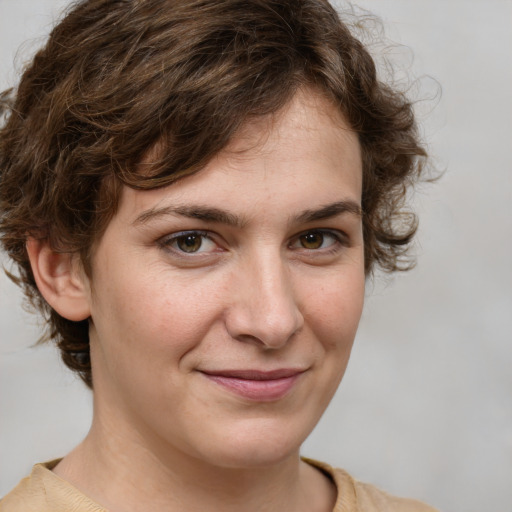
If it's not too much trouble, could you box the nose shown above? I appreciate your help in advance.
[225,253,304,350]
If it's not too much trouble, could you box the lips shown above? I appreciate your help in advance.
[200,368,305,401]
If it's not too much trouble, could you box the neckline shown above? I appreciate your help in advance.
[32,457,355,512]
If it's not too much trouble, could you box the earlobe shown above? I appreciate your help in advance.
[26,238,91,321]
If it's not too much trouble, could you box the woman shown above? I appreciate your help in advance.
[0,0,436,510]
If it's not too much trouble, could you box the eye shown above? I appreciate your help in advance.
[160,231,218,254]
[290,230,343,251]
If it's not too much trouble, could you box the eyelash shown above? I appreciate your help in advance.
[157,228,348,258]
[158,230,219,257]
[289,229,348,253]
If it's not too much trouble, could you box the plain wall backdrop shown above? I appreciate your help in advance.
[1,1,511,511]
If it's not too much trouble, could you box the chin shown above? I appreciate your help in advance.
[191,417,309,469]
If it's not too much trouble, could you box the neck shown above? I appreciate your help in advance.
[53,414,335,512]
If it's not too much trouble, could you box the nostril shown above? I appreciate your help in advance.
[226,301,304,350]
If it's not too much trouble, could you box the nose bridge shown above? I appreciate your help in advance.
[227,245,304,348]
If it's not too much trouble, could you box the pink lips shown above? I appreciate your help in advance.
[200,369,304,401]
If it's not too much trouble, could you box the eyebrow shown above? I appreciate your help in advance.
[133,200,362,228]
[134,205,245,228]
[294,200,363,224]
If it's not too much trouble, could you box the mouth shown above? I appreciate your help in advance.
[199,368,306,401]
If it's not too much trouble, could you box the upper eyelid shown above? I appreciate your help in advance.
[158,230,219,250]
[158,227,347,239]
[162,229,211,239]
[291,228,347,242]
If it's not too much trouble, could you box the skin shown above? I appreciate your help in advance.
[30,89,365,512]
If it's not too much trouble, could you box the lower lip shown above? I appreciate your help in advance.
[203,373,302,401]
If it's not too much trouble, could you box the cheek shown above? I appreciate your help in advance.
[92,269,224,363]
[303,271,365,350]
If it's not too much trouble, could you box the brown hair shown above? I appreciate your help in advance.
[0,0,427,388]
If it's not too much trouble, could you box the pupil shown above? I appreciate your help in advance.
[302,232,323,249]
[178,235,201,252]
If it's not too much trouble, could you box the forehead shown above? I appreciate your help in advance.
[119,89,362,222]
[224,89,359,164]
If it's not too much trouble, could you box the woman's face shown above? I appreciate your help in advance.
[85,90,365,468]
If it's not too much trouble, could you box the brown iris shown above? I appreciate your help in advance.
[176,234,203,253]
[299,232,324,249]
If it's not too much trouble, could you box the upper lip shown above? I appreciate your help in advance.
[199,368,306,380]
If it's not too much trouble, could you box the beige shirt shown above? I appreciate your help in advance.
[1,458,439,512]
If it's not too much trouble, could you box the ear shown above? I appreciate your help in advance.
[26,238,91,321]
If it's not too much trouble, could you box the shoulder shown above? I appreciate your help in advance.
[349,475,440,512]
[0,461,106,512]
[303,458,440,512]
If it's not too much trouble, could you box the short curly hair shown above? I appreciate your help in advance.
[0,0,427,388]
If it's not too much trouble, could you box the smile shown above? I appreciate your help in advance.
[200,369,305,401]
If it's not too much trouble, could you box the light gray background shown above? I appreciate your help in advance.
[1,1,511,511]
